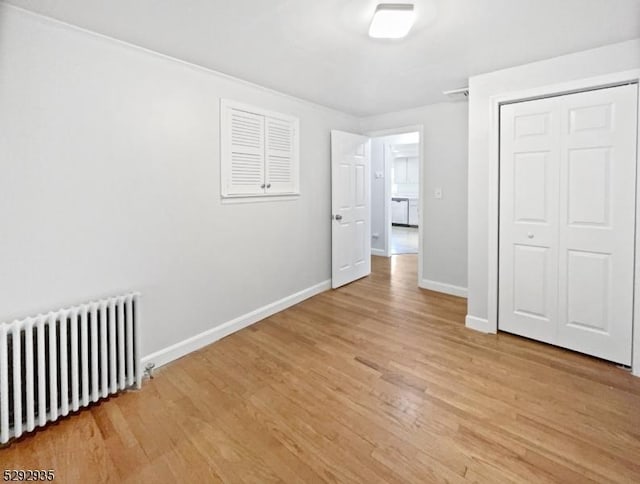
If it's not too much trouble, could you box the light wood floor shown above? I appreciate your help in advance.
[391,226,419,255]
[2,255,640,483]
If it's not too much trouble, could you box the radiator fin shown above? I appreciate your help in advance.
[0,293,141,444]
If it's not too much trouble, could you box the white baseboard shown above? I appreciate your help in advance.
[142,279,331,369]
[419,279,468,298]
[371,248,388,257]
[465,315,494,334]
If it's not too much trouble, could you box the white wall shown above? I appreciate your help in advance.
[361,103,469,291]
[0,5,359,361]
[467,38,640,326]
[370,138,386,253]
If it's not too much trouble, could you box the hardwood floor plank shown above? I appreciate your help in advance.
[2,254,639,483]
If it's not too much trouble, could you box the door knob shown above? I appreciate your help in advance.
[527,232,534,239]
[334,214,343,221]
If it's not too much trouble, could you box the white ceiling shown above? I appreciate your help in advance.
[5,0,640,116]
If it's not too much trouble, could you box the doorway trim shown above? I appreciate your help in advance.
[366,125,425,285]
[485,69,640,375]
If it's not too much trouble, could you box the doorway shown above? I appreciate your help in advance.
[368,126,424,284]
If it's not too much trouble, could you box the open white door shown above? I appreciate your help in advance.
[331,130,371,288]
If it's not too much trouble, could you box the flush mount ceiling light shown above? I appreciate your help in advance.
[368,4,415,39]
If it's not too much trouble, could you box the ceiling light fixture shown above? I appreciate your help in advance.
[368,4,415,39]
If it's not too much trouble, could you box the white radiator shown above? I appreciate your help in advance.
[0,293,141,444]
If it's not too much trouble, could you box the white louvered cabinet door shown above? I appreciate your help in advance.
[265,116,299,194]
[221,107,265,196]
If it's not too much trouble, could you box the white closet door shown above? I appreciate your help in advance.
[556,85,637,365]
[499,97,561,345]
[499,84,637,365]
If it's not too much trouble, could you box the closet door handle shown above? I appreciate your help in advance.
[260,183,266,189]
[266,183,271,189]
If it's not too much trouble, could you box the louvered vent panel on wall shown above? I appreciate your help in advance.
[266,117,298,194]
[221,100,299,198]
[222,108,265,196]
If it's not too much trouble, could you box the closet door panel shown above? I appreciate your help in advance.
[557,84,637,365]
[498,98,560,344]
[499,84,637,365]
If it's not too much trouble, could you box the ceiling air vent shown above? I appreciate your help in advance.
[443,87,469,101]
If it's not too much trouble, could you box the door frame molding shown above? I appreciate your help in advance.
[485,69,640,375]
[366,125,425,285]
